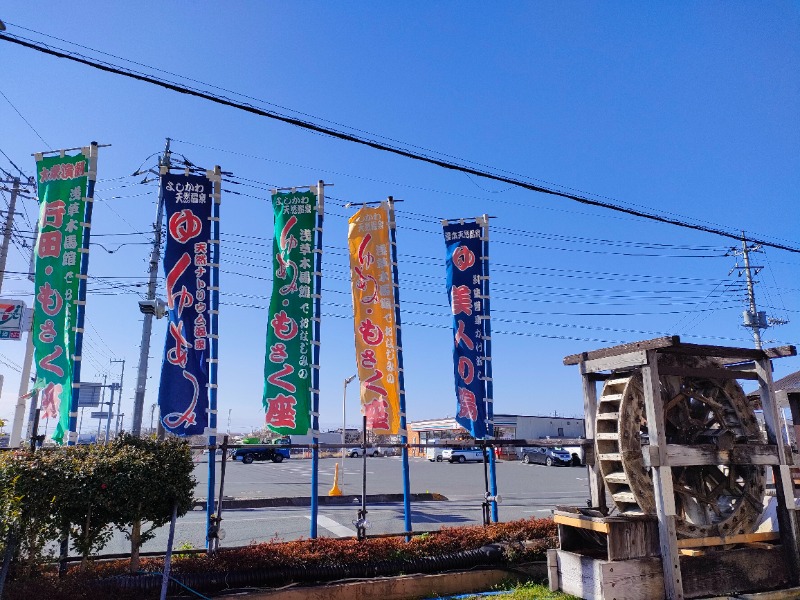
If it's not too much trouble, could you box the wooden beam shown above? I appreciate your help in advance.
[658,364,760,381]
[579,362,606,512]
[641,444,781,468]
[661,343,796,362]
[642,350,685,600]
[676,531,779,549]
[581,350,648,374]
[756,357,800,584]
[553,513,610,533]
[563,335,680,365]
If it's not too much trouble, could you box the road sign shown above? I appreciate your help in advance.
[0,300,25,341]
[90,412,110,420]
[78,382,103,408]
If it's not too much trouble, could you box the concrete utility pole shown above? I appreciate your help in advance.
[110,358,125,432]
[732,233,791,441]
[132,139,171,436]
[0,177,19,292]
[731,233,788,349]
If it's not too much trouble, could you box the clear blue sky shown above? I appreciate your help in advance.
[0,3,798,436]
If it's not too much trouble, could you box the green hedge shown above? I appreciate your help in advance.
[0,435,195,576]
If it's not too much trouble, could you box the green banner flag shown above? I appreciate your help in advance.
[263,191,317,435]
[33,153,88,445]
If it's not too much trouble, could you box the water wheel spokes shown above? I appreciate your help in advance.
[597,354,766,539]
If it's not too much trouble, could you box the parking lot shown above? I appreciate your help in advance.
[98,454,590,554]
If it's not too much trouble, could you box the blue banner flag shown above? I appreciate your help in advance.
[443,221,486,439]
[158,173,213,436]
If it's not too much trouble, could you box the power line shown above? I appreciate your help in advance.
[0,86,51,149]
[2,31,799,253]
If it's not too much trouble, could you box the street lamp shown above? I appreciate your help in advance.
[341,374,358,484]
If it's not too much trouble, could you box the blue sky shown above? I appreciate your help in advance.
[0,3,798,436]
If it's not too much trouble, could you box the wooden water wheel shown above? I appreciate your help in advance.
[596,354,766,539]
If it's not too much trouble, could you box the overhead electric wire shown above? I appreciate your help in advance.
[2,30,799,253]
[0,86,51,149]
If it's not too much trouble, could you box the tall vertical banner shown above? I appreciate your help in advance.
[158,173,213,436]
[443,221,487,438]
[32,153,89,444]
[263,191,317,435]
[348,204,400,434]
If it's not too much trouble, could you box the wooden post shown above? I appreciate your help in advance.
[641,350,684,600]
[755,357,800,583]
[579,360,605,511]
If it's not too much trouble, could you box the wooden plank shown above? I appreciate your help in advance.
[555,549,602,600]
[642,351,685,600]
[606,518,661,561]
[679,549,705,556]
[580,363,606,512]
[581,350,648,374]
[599,556,664,600]
[658,364,760,381]
[681,546,790,599]
[641,444,781,468]
[756,357,800,585]
[554,513,610,534]
[547,549,559,592]
[676,531,779,549]
[564,336,680,365]
[660,343,796,362]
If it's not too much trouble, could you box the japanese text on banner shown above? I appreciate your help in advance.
[157,173,213,436]
[32,153,88,444]
[443,222,487,438]
[263,191,316,435]
[348,204,400,434]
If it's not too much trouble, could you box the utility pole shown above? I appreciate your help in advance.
[0,177,19,292]
[105,382,116,444]
[730,232,788,348]
[96,373,107,441]
[110,358,125,432]
[731,233,791,442]
[132,139,171,436]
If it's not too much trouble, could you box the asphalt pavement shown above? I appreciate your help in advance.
[95,455,590,555]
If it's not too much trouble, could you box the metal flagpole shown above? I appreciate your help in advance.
[387,196,412,540]
[206,166,222,550]
[68,142,99,446]
[309,180,325,538]
[481,214,498,522]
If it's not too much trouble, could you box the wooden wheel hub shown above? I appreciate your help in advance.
[596,355,766,538]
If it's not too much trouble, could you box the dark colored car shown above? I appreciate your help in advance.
[520,446,572,466]
[231,445,290,464]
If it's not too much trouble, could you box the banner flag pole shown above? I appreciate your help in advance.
[68,142,99,446]
[206,165,222,549]
[387,196,412,540]
[309,180,325,539]
[481,214,499,522]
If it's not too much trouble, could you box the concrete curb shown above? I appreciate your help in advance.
[214,562,547,600]
[194,492,448,511]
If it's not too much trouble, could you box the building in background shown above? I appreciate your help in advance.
[408,413,585,459]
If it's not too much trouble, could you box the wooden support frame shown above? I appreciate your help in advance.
[579,361,606,512]
[755,357,800,584]
[561,337,800,600]
[641,350,685,600]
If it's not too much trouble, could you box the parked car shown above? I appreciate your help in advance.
[231,445,290,464]
[520,446,572,466]
[348,446,393,457]
[442,447,487,463]
[426,446,449,462]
